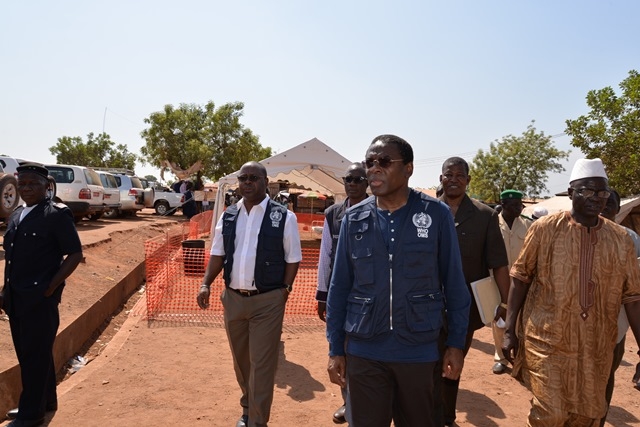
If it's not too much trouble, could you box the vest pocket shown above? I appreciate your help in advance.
[406,291,444,333]
[351,247,374,285]
[344,294,375,338]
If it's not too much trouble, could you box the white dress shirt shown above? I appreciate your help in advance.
[211,196,302,290]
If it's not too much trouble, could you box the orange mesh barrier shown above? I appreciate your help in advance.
[145,220,324,329]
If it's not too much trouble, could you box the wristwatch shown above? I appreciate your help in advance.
[285,284,293,293]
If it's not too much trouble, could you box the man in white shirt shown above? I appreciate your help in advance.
[197,162,302,427]
[493,190,532,375]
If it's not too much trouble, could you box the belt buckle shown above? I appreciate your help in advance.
[238,289,258,297]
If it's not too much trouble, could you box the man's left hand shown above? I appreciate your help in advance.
[441,347,464,380]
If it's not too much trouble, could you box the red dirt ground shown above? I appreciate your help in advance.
[1,211,639,426]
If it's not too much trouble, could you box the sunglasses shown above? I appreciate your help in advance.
[364,156,404,169]
[237,174,263,183]
[572,187,611,199]
[342,176,367,184]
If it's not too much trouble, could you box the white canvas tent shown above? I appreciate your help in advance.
[212,138,353,226]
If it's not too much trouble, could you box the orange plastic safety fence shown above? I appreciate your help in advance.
[145,227,324,329]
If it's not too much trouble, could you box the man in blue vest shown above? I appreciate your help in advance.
[316,162,368,424]
[326,135,470,426]
[197,161,302,427]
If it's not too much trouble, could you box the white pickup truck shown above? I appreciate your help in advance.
[140,180,184,216]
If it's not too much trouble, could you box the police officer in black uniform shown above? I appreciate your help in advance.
[0,163,83,427]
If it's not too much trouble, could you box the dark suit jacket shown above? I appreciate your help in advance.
[441,194,508,330]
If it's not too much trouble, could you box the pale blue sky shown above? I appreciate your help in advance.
[1,1,638,195]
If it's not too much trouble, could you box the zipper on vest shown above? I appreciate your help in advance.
[389,253,393,330]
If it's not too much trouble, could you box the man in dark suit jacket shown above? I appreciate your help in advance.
[437,157,510,426]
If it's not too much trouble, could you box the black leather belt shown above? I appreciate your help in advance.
[230,288,261,297]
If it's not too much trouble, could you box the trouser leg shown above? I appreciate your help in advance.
[492,320,508,365]
[9,298,60,420]
[390,361,437,427]
[346,355,394,427]
[599,336,625,427]
[223,289,251,414]
[246,290,286,427]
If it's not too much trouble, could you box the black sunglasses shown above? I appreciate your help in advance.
[238,174,263,183]
[364,156,404,169]
[342,176,367,184]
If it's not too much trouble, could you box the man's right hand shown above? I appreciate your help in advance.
[502,329,518,365]
[317,301,326,322]
[327,355,346,388]
[197,286,210,310]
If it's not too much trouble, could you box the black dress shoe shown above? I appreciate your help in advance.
[6,418,45,427]
[333,405,346,424]
[492,362,507,374]
[6,403,57,420]
[235,414,248,427]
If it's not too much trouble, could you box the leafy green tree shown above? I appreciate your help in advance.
[144,175,158,182]
[468,122,570,202]
[140,101,271,184]
[565,70,640,196]
[49,132,138,169]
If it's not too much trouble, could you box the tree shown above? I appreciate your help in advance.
[49,132,138,169]
[140,101,271,185]
[468,122,570,202]
[144,175,158,182]
[565,70,640,196]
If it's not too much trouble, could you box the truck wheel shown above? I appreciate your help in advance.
[103,208,119,219]
[0,174,19,218]
[155,200,170,215]
[87,212,103,221]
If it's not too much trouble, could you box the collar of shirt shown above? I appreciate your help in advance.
[236,194,269,215]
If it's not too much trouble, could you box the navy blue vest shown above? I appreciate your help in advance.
[221,200,287,292]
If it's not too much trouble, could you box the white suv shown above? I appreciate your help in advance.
[94,170,154,217]
[95,171,122,220]
[46,164,106,222]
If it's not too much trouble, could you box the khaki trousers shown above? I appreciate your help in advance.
[222,288,286,427]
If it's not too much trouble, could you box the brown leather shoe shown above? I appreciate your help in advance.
[332,405,346,424]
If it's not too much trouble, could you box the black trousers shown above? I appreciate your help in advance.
[9,297,60,420]
[346,354,438,427]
